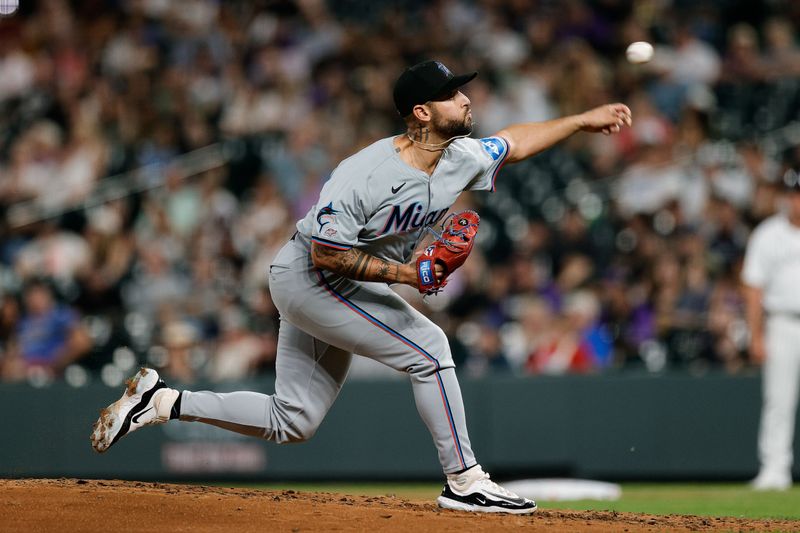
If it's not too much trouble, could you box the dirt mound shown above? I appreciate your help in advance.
[1,478,797,532]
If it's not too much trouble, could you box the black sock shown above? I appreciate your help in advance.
[169,392,182,420]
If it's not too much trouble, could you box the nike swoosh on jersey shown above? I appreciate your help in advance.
[391,183,406,194]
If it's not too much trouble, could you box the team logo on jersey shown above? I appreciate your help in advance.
[480,137,505,161]
[316,202,339,232]
[379,202,450,235]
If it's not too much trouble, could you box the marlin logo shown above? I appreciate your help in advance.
[435,62,452,77]
[316,202,339,232]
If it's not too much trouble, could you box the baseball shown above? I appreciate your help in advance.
[626,41,654,64]
[0,0,19,16]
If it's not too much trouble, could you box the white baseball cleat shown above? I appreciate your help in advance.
[90,367,179,453]
[437,464,537,514]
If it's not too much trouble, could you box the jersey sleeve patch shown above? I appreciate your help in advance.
[316,202,340,233]
[479,137,506,161]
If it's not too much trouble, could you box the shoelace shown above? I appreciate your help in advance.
[453,468,519,499]
[475,471,519,499]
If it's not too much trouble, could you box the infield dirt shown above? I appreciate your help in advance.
[1,478,798,532]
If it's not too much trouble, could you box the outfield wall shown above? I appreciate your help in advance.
[2,374,797,481]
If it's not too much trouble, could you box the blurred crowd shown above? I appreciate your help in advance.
[2,0,800,385]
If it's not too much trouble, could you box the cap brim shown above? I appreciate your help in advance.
[441,72,478,93]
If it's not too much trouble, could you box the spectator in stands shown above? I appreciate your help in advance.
[160,318,199,383]
[507,296,556,369]
[762,18,800,79]
[645,20,720,121]
[121,245,190,320]
[707,273,747,373]
[705,198,749,274]
[551,38,611,117]
[526,290,606,374]
[75,201,135,316]
[0,279,91,381]
[206,305,273,381]
[464,321,513,377]
[3,0,800,381]
[541,253,594,312]
[14,221,91,284]
[598,271,656,366]
[0,293,21,362]
[719,23,764,84]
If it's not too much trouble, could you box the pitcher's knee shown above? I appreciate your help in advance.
[275,419,318,443]
[265,400,321,443]
[406,326,454,376]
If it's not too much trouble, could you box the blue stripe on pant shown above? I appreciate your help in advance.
[316,270,468,470]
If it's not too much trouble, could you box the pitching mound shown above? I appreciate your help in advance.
[1,478,798,532]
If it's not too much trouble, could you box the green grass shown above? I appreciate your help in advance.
[537,484,800,520]
[212,482,800,520]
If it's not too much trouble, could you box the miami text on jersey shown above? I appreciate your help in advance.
[379,203,449,235]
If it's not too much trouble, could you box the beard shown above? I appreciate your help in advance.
[431,110,473,139]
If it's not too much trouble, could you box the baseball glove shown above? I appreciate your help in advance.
[416,210,480,295]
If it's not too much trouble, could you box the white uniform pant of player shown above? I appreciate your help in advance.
[180,238,476,474]
[759,314,800,479]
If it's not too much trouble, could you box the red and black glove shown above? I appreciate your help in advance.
[416,210,480,295]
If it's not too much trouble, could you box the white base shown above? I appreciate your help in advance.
[502,479,622,502]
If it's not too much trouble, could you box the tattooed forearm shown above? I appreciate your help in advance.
[376,261,391,280]
[349,252,370,279]
[312,243,408,284]
[313,243,358,274]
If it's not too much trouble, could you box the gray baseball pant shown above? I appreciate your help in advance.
[180,237,476,474]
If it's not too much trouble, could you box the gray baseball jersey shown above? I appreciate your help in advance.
[180,134,509,474]
[296,135,509,261]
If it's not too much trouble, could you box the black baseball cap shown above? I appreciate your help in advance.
[393,60,477,118]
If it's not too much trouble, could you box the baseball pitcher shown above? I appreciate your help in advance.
[91,60,631,513]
